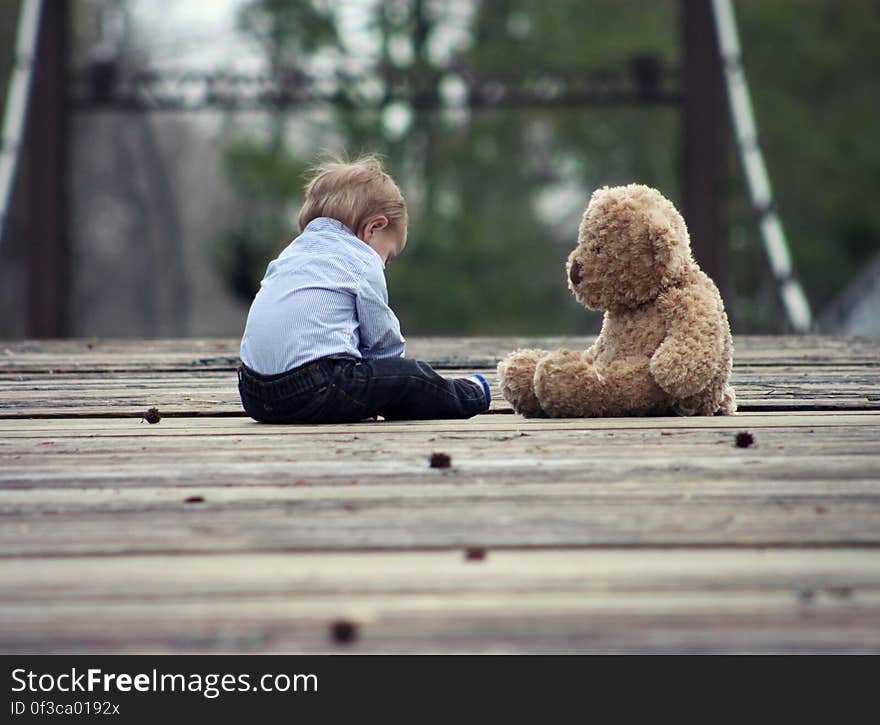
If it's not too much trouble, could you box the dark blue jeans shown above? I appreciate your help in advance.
[238,356,488,423]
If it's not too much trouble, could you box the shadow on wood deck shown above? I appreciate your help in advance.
[1,335,879,653]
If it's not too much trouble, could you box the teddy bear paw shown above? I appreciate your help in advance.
[497,348,549,418]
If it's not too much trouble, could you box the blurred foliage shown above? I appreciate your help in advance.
[214,138,310,299]
[215,0,879,334]
[736,0,880,317]
[0,2,18,104]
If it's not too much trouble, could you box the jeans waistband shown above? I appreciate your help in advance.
[238,356,357,400]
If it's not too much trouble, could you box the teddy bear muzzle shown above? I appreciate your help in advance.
[569,259,583,286]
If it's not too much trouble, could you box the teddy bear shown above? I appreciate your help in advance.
[498,183,736,418]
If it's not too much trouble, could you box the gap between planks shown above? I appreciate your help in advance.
[1,410,879,441]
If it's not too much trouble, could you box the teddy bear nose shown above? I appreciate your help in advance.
[569,259,583,286]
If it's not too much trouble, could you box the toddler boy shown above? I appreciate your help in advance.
[238,156,490,423]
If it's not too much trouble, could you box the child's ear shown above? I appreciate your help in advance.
[368,216,389,236]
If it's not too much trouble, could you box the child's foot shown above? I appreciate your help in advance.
[466,374,491,410]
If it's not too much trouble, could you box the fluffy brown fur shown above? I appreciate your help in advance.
[498,184,736,418]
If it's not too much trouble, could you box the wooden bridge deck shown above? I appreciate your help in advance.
[1,335,879,653]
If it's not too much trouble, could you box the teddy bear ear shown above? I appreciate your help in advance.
[650,212,691,283]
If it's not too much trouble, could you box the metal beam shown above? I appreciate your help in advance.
[28,0,69,337]
[69,66,683,113]
[682,0,729,305]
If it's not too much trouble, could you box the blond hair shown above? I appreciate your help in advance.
[298,155,407,235]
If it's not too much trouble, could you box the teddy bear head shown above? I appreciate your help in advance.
[566,183,695,311]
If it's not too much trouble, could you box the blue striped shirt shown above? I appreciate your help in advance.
[239,217,406,375]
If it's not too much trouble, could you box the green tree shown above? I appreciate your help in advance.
[216,0,880,334]
[216,0,679,334]
[734,0,880,318]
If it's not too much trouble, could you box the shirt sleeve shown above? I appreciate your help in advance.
[355,259,406,359]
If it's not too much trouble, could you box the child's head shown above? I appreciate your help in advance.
[299,155,408,262]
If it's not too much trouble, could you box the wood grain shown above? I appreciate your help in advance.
[1,335,878,653]
[2,364,879,416]
[3,335,880,369]
[3,334,878,418]
[0,550,877,653]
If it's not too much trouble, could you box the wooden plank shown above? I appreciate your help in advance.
[0,590,877,653]
[3,423,878,464]
[2,408,876,437]
[3,422,876,553]
[0,549,877,653]
[2,423,879,485]
[3,549,876,600]
[2,413,878,487]
[2,364,879,417]
[1,490,878,554]
[2,335,877,416]
[2,335,879,373]
[0,394,875,417]
[2,593,878,653]
[1,477,878,514]
[2,410,878,436]
[3,364,876,386]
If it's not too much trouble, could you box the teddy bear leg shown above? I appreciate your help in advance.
[533,349,606,417]
[497,348,549,418]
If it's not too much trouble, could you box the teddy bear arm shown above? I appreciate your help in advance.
[649,286,723,399]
